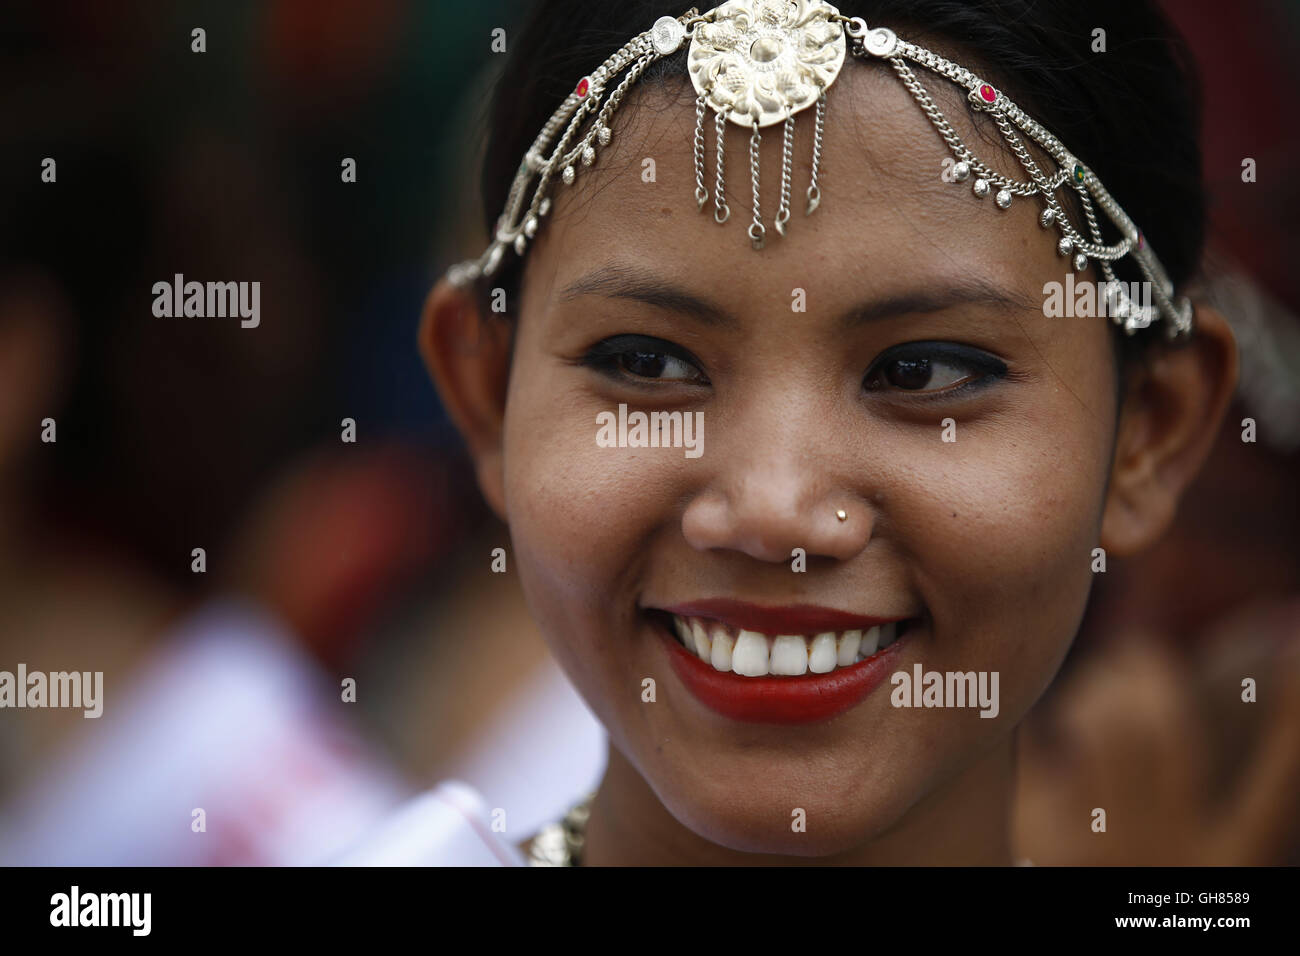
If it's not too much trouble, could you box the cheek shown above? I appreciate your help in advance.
[891,392,1114,711]
[498,359,691,713]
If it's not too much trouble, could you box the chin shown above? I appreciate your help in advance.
[650,758,917,860]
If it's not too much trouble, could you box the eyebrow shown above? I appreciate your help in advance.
[556,262,1038,330]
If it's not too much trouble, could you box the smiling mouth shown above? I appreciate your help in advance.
[662,613,909,677]
[646,606,917,724]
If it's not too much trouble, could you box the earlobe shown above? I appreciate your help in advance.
[417,278,513,519]
[1100,304,1238,556]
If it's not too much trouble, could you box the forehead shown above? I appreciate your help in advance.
[521,57,1060,309]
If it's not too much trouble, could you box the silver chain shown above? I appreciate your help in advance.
[888,58,1032,196]
[694,93,709,210]
[749,121,765,248]
[776,114,794,235]
[714,108,730,224]
[991,111,1053,193]
[807,89,825,214]
[555,51,654,173]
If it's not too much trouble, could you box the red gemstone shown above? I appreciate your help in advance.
[1137,231,1145,249]
[576,77,589,97]
[979,84,996,103]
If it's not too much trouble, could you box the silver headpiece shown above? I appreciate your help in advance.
[446,0,1194,340]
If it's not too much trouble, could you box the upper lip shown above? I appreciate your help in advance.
[655,598,908,635]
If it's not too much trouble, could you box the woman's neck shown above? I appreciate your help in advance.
[582,738,1017,866]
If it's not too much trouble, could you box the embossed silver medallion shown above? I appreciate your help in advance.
[688,0,846,127]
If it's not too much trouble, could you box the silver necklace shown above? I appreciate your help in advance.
[526,792,595,866]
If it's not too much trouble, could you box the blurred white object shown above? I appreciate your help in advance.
[0,594,609,866]
[440,651,607,842]
[0,598,407,865]
[332,780,524,866]
[334,653,606,866]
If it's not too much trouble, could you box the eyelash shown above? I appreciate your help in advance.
[579,336,1009,396]
[580,334,711,387]
[863,341,1009,397]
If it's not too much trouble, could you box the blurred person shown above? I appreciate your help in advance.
[1009,0,1300,860]
[0,2,468,861]
[1015,611,1300,866]
[0,250,450,863]
[1014,260,1300,865]
[0,231,462,864]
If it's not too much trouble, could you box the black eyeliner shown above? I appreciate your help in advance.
[580,334,699,366]
[874,341,1008,377]
[864,341,1010,397]
[577,333,710,385]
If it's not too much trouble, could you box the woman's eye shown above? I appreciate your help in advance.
[864,343,1007,394]
[582,335,709,385]
[619,350,697,381]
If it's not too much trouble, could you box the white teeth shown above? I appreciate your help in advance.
[859,625,881,659]
[690,619,712,659]
[837,629,861,667]
[674,616,693,647]
[770,636,808,676]
[710,627,733,672]
[809,632,838,673]
[667,614,908,677]
[732,630,770,676]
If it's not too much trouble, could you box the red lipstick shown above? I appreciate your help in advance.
[653,600,911,724]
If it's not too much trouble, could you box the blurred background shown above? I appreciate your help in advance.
[0,0,1296,865]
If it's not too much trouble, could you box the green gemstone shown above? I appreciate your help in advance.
[1073,164,1085,183]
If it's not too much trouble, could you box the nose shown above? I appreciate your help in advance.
[680,411,875,564]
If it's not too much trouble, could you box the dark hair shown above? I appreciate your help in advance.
[474,0,1204,368]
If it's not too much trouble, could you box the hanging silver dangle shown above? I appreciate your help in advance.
[714,109,730,224]
[693,93,709,211]
[749,121,765,249]
[807,89,826,215]
[775,113,794,236]
[686,0,847,245]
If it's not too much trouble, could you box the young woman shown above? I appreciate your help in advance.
[416,0,1237,864]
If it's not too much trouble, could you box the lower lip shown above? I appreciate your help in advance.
[658,622,906,724]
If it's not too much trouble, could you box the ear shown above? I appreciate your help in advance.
[417,278,513,519]
[1100,303,1238,555]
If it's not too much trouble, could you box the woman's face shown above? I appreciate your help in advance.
[500,63,1120,856]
